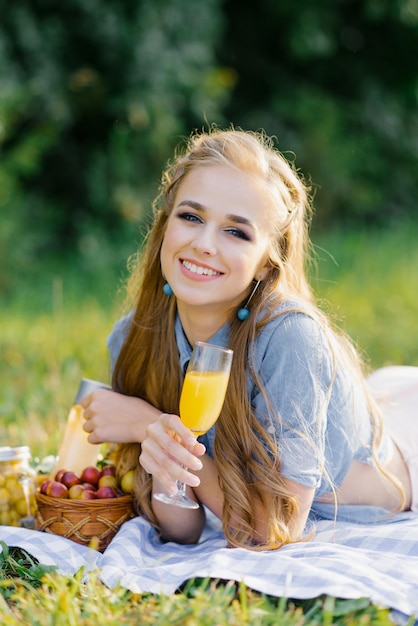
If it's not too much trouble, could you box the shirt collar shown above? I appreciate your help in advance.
[175,314,231,373]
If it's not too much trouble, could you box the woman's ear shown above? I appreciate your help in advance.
[256,265,272,282]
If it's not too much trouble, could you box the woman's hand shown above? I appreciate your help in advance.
[139,413,206,496]
[81,389,161,444]
[140,414,207,544]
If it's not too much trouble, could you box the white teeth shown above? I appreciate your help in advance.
[182,260,220,276]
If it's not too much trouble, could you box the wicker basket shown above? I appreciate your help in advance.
[35,492,134,552]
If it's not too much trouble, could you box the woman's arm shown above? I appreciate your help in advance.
[274,478,315,540]
[81,389,161,444]
[139,413,315,545]
[195,463,314,544]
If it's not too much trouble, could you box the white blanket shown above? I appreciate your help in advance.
[1,511,417,624]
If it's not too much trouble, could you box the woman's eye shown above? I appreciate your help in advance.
[178,212,202,223]
[226,227,251,241]
[176,212,251,240]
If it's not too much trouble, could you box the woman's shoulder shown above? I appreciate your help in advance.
[107,310,135,370]
[255,298,334,365]
[259,297,322,336]
[108,310,134,339]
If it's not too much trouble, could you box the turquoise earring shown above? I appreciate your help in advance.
[237,280,261,321]
[163,282,174,296]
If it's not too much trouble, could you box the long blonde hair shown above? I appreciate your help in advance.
[113,127,404,549]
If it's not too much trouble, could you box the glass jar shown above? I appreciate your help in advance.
[50,378,111,478]
[0,446,37,528]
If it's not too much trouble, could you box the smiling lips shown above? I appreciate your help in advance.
[181,259,223,278]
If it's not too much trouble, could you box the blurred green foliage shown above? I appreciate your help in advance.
[220,0,418,228]
[1,0,417,299]
[0,0,228,292]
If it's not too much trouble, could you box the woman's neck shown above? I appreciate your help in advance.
[177,303,229,346]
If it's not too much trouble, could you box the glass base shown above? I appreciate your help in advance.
[153,491,200,510]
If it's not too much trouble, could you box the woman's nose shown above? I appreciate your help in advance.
[192,227,217,256]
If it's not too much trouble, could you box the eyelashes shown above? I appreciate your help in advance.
[178,212,201,223]
[225,227,251,241]
[177,212,252,242]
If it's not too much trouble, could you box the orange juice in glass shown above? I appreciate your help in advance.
[153,342,233,509]
[180,370,231,436]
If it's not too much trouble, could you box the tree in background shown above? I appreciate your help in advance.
[0,0,230,290]
[1,0,418,296]
[219,0,418,229]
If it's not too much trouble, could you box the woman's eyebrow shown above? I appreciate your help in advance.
[177,200,255,230]
[177,199,205,211]
[226,213,254,228]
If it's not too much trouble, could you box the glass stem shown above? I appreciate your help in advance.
[175,477,188,498]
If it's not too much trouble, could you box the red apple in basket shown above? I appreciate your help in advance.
[68,484,85,500]
[82,482,96,492]
[54,468,68,483]
[40,480,52,495]
[79,489,97,500]
[46,481,69,499]
[100,465,116,477]
[80,466,101,486]
[96,486,117,499]
[61,471,81,489]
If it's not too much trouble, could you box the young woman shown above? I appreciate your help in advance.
[81,128,415,550]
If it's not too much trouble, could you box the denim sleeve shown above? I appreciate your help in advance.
[106,311,134,375]
[251,312,333,489]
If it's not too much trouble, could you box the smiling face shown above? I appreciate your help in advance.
[160,164,274,329]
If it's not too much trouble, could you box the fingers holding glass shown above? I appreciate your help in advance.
[141,414,204,508]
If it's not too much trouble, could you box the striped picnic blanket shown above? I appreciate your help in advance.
[1,510,417,624]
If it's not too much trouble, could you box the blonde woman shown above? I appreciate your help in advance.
[82,128,414,550]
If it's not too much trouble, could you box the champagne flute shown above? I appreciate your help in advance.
[153,342,233,509]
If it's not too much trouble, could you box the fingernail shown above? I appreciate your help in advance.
[192,458,203,471]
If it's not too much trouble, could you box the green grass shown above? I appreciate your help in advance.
[312,220,418,367]
[1,222,417,623]
[1,300,114,459]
